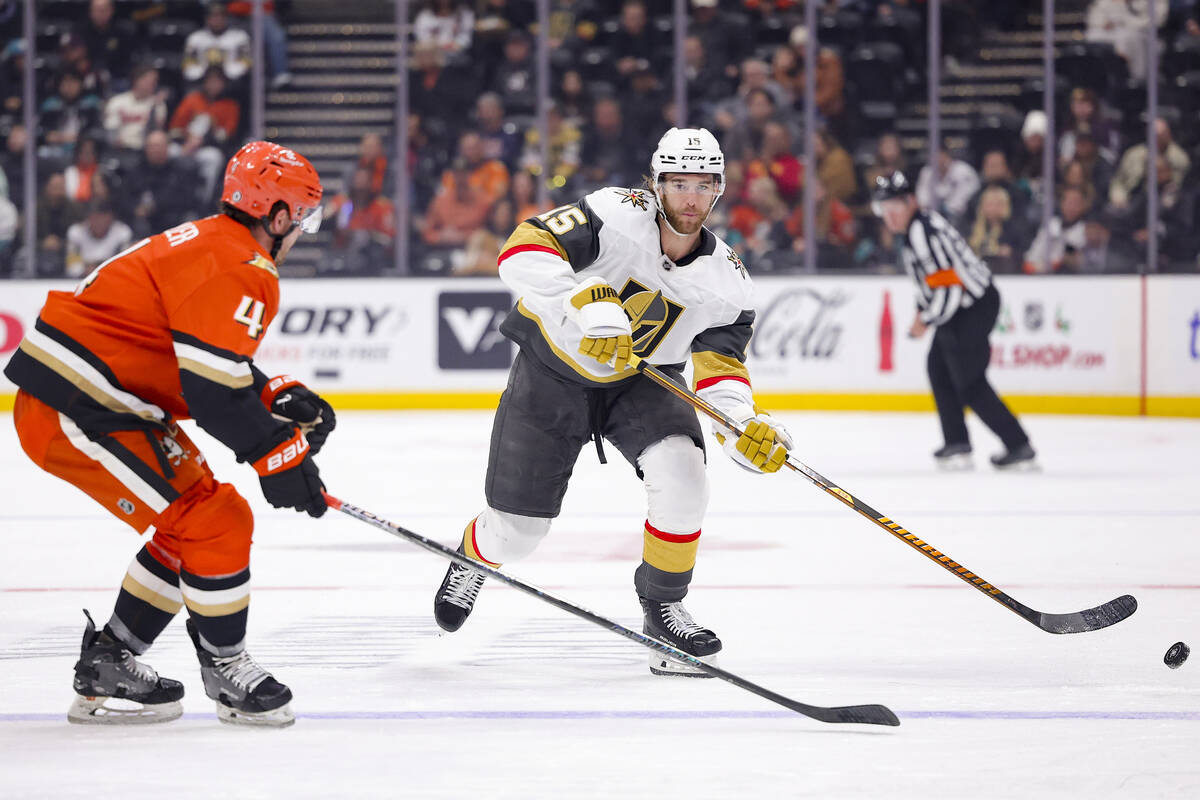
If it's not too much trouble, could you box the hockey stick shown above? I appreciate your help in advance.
[629,356,1138,635]
[323,492,899,727]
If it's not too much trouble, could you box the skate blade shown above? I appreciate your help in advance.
[67,694,182,725]
[993,458,1039,472]
[216,701,295,728]
[935,454,974,471]
[648,651,719,678]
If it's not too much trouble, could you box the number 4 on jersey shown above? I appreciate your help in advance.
[234,296,267,339]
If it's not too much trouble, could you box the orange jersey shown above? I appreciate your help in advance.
[5,214,288,458]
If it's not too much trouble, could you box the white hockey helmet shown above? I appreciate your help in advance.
[650,127,725,233]
[650,127,725,186]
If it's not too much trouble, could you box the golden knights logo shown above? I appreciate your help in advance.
[727,249,748,278]
[614,188,649,210]
[618,279,684,357]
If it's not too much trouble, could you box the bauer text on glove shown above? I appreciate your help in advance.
[251,427,327,517]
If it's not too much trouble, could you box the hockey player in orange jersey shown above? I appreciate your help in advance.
[4,141,334,727]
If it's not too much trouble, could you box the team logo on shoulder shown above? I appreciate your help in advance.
[618,279,685,358]
[727,249,748,279]
[244,253,278,276]
[614,188,649,210]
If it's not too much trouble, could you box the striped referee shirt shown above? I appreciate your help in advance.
[900,210,993,327]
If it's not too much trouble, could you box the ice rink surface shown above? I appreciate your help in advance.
[1,409,1198,799]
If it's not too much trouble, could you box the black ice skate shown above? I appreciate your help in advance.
[68,609,184,725]
[186,619,294,727]
[434,545,487,632]
[933,442,973,471]
[639,596,722,678]
[990,442,1038,471]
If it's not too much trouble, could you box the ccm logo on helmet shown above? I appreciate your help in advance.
[267,435,309,473]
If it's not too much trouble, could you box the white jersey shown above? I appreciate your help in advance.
[496,186,758,404]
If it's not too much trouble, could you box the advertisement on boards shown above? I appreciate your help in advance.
[1145,275,1200,397]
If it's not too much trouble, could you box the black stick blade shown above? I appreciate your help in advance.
[1036,594,1138,634]
[814,704,901,726]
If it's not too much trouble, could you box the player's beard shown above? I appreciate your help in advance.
[662,200,707,236]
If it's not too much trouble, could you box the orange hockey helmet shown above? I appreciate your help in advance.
[221,141,323,232]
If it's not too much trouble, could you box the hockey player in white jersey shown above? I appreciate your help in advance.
[434,127,792,676]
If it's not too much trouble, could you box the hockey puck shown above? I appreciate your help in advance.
[1164,641,1190,669]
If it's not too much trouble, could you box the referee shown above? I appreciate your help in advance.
[873,171,1036,470]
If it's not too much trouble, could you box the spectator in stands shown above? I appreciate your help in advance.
[409,41,476,137]
[0,193,15,274]
[965,149,1031,230]
[1024,185,1092,273]
[609,0,660,81]
[327,167,396,272]
[1,39,25,122]
[968,184,1025,274]
[343,132,392,203]
[1086,0,1166,81]
[460,197,517,276]
[1058,88,1118,166]
[0,125,26,209]
[1072,130,1115,202]
[1109,117,1190,211]
[556,69,592,127]
[63,136,107,206]
[1111,156,1195,269]
[862,132,906,190]
[622,66,670,155]
[770,45,800,109]
[738,175,792,265]
[683,34,734,117]
[519,103,581,201]
[509,170,541,222]
[58,33,108,98]
[74,0,136,84]
[415,0,475,59]
[38,71,104,163]
[789,29,850,137]
[473,0,538,64]
[1061,158,1098,211]
[1013,110,1048,188]
[169,66,241,203]
[490,30,537,117]
[448,130,510,207]
[183,2,252,86]
[227,1,292,87]
[716,87,780,163]
[745,120,801,205]
[122,130,199,237]
[64,199,132,278]
[783,175,857,268]
[689,0,751,84]
[36,173,84,276]
[103,65,168,157]
[917,147,981,226]
[580,96,639,190]
[421,158,491,247]
[815,128,856,204]
[475,92,522,171]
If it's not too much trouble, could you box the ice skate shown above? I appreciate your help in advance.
[933,442,973,471]
[639,596,722,678]
[67,610,184,725]
[434,545,488,632]
[990,442,1038,471]
[186,619,294,727]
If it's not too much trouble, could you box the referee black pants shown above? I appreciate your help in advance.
[927,284,1029,451]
